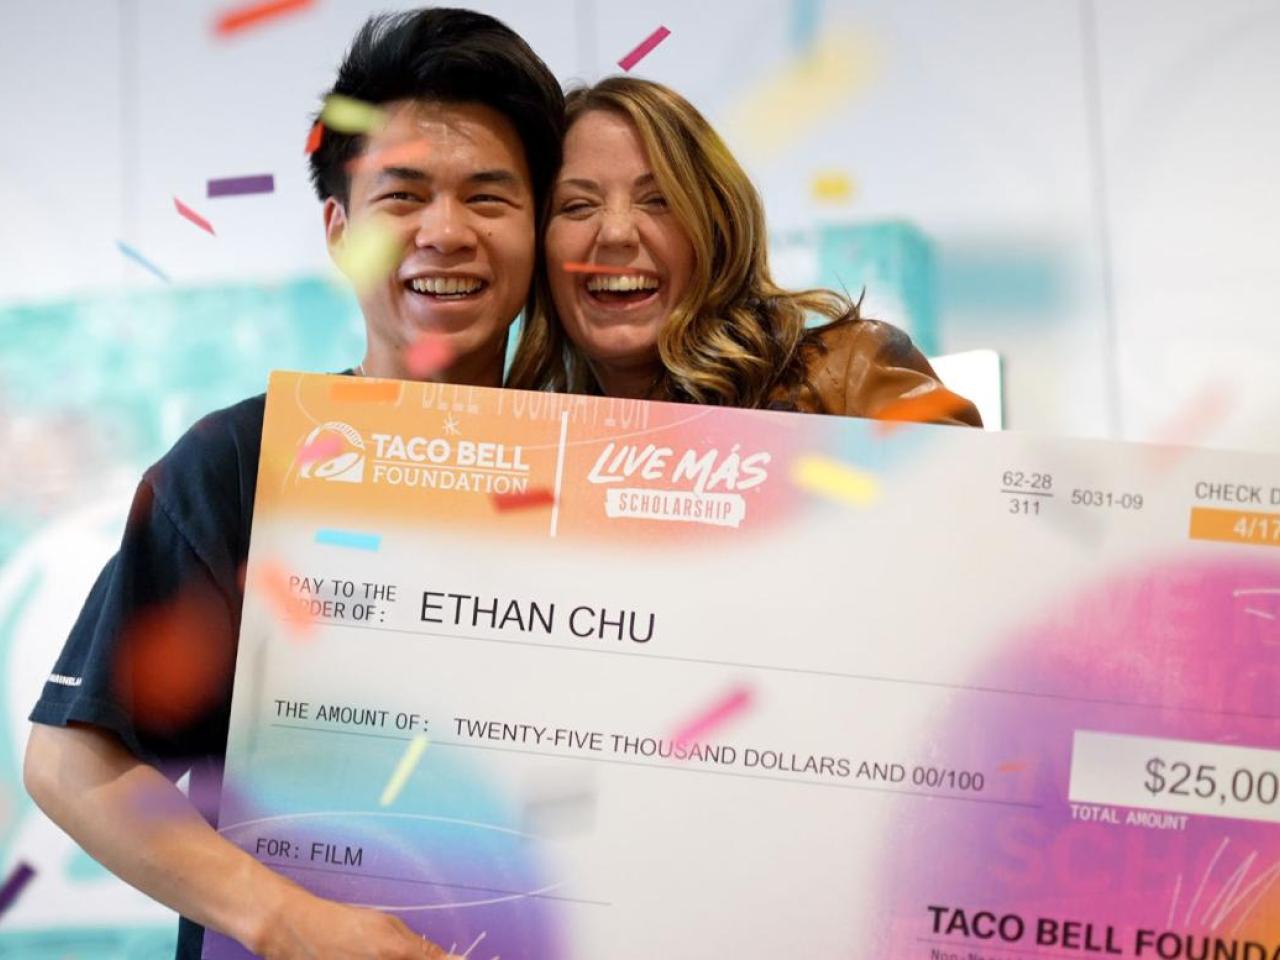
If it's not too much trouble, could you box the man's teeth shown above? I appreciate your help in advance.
[410,277,485,295]
[585,274,660,293]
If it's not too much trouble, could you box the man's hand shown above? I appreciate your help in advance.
[253,885,455,959]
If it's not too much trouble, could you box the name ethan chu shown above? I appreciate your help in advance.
[420,590,656,644]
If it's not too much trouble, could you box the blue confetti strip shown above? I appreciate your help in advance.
[314,529,382,551]
[116,240,171,283]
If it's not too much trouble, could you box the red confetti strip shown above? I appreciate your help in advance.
[214,0,313,36]
[492,488,556,512]
[872,388,971,434]
[997,760,1030,774]
[173,197,216,236]
[562,262,650,276]
[671,685,753,749]
[404,333,455,379]
[305,120,324,155]
[618,25,671,71]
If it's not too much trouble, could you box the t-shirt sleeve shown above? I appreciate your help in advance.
[29,474,240,779]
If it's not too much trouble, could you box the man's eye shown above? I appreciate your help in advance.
[469,194,510,205]
[379,191,419,202]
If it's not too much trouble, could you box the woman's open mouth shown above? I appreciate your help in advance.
[584,273,660,307]
[406,276,488,301]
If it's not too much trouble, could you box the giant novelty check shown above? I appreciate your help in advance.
[205,371,1280,960]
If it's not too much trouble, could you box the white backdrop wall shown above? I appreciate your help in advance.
[2,0,1279,447]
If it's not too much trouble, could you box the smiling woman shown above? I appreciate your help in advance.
[508,77,981,426]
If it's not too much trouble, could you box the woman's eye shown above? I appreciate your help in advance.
[560,200,594,215]
[642,194,669,208]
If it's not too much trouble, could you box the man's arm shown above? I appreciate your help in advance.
[24,722,450,960]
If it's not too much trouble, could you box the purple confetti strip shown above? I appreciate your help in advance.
[0,862,35,920]
[207,173,275,198]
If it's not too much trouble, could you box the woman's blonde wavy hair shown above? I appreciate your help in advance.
[506,76,860,409]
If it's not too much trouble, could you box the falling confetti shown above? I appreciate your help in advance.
[617,26,671,72]
[379,734,429,806]
[305,120,324,155]
[329,378,401,404]
[320,94,387,135]
[671,685,753,749]
[295,433,343,467]
[492,489,555,512]
[334,219,401,293]
[562,262,646,275]
[997,760,1030,774]
[811,171,855,204]
[1146,381,1234,469]
[253,560,312,640]
[213,0,314,37]
[0,862,35,921]
[791,454,880,505]
[314,529,382,551]
[403,333,454,379]
[173,197,216,236]
[207,173,275,198]
[872,388,972,434]
[116,241,171,283]
[346,138,432,175]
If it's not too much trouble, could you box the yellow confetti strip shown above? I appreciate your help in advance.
[724,29,880,157]
[791,455,880,506]
[379,734,429,807]
[811,171,856,203]
[334,219,401,293]
[320,94,387,135]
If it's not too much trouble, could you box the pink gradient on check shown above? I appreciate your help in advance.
[883,556,1280,954]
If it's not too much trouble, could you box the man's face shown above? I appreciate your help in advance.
[325,100,535,382]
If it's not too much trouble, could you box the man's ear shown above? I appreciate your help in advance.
[323,197,348,262]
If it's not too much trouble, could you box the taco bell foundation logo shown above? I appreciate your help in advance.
[299,422,366,483]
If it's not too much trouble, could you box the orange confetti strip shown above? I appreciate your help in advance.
[997,760,1030,774]
[214,0,313,36]
[492,488,556,512]
[873,389,971,434]
[404,333,454,379]
[253,560,312,639]
[346,138,432,175]
[329,378,401,405]
[305,120,324,155]
[173,197,216,236]
[562,262,648,275]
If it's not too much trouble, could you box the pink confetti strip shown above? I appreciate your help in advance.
[404,333,454,378]
[671,685,753,749]
[617,25,671,72]
[173,197,216,236]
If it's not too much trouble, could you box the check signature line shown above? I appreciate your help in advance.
[305,619,1280,722]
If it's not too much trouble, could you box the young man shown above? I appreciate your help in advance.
[23,9,564,959]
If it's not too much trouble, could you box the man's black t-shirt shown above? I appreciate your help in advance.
[29,392,267,959]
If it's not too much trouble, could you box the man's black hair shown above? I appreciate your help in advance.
[308,7,564,210]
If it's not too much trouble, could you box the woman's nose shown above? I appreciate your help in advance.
[597,207,640,248]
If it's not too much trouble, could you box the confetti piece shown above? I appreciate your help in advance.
[404,333,454,379]
[253,560,311,640]
[0,862,35,920]
[116,241,171,283]
[315,529,382,551]
[295,433,343,467]
[811,171,855,204]
[872,389,972,434]
[213,0,313,36]
[1146,381,1234,469]
[173,197,216,236]
[333,219,401,293]
[305,120,324,155]
[492,488,556,512]
[997,760,1030,774]
[346,138,432,175]
[562,262,649,275]
[791,455,880,505]
[207,174,275,198]
[380,734,429,806]
[329,378,401,404]
[617,25,671,71]
[671,685,753,749]
[321,94,386,136]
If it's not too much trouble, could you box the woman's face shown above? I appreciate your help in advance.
[545,109,696,374]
